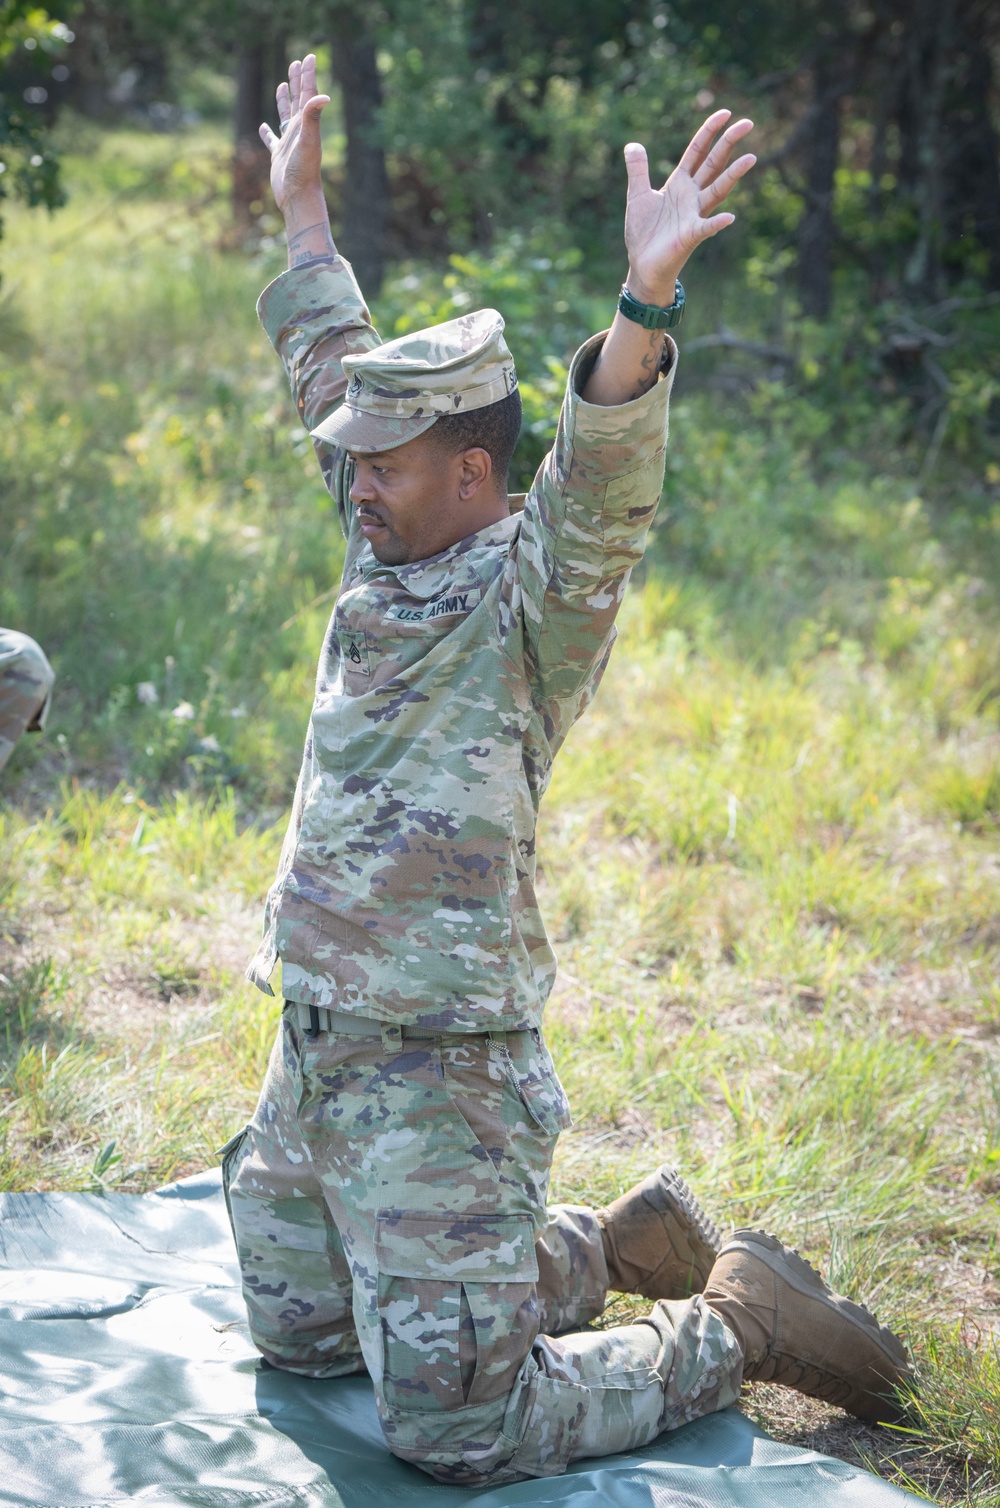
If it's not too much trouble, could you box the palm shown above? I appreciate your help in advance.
[627,175,705,271]
[623,112,755,301]
[258,55,329,212]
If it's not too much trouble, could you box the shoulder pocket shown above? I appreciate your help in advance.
[601,451,665,572]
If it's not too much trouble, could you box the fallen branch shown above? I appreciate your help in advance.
[683,329,796,365]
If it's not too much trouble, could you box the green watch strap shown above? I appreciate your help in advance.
[618,281,686,329]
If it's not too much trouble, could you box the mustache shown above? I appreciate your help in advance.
[355,505,386,525]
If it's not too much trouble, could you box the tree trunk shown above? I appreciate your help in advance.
[943,0,1000,290]
[232,30,287,232]
[901,0,954,295]
[329,5,389,295]
[795,53,844,319]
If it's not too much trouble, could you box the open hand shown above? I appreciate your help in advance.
[623,111,756,305]
[258,54,330,213]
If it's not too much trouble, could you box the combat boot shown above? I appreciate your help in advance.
[703,1229,914,1423]
[596,1165,721,1299]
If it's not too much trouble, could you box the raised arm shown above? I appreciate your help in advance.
[257,54,380,541]
[502,111,756,720]
[582,111,755,406]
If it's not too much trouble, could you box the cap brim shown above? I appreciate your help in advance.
[309,402,440,454]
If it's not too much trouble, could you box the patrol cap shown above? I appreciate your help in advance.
[310,309,518,454]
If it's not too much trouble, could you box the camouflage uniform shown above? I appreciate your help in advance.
[0,629,54,774]
[227,256,743,1486]
[245,262,670,1029]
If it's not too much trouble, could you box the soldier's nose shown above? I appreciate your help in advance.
[350,472,377,506]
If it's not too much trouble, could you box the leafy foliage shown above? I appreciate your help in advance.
[0,4,69,243]
[2,126,999,802]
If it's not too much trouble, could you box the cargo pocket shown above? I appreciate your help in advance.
[374,1210,540,1416]
[221,1127,332,1261]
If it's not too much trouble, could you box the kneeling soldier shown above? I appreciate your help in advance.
[223,54,913,1487]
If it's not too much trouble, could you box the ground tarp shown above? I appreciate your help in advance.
[0,1170,917,1507]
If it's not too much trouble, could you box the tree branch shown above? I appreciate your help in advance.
[684,329,796,365]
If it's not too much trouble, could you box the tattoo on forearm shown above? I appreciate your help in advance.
[287,220,332,246]
[290,248,334,267]
[584,327,666,405]
[627,334,666,402]
[287,220,336,267]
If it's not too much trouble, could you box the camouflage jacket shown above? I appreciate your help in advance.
[247,257,675,1030]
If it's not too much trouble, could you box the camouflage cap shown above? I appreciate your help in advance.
[310,309,518,454]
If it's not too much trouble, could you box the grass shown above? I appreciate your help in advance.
[1,121,999,1503]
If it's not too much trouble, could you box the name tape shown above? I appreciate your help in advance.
[385,589,481,623]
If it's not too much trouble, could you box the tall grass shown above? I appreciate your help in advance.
[1,122,999,1502]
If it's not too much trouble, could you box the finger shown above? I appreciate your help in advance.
[288,58,302,114]
[623,141,652,198]
[676,109,732,178]
[259,122,279,152]
[696,211,736,241]
[698,152,756,212]
[301,94,330,132]
[300,52,317,104]
[276,81,290,126]
[693,119,754,188]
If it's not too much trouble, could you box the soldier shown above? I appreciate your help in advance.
[0,629,54,775]
[223,55,912,1487]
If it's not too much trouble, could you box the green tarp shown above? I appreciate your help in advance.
[0,1171,916,1506]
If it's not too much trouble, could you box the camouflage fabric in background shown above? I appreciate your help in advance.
[246,258,676,1030]
[0,628,54,774]
[223,1010,743,1487]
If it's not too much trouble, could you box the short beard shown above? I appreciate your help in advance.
[367,526,411,566]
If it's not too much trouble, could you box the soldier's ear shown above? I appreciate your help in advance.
[456,447,492,501]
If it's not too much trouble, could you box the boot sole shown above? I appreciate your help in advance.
[725,1229,913,1416]
[638,1166,721,1296]
[649,1168,721,1257]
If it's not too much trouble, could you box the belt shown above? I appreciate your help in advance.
[285,1000,522,1045]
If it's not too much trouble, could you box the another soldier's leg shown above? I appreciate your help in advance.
[305,1026,741,1487]
[0,629,55,773]
[222,1014,364,1377]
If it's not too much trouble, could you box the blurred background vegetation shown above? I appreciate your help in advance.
[1,0,998,804]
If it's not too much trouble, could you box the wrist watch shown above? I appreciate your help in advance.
[618,281,686,329]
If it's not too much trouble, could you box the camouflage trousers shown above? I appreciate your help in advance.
[223,1007,742,1486]
[0,628,54,774]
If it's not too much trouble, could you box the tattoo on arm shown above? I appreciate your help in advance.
[627,334,666,402]
[287,220,337,268]
[588,329,666,404]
